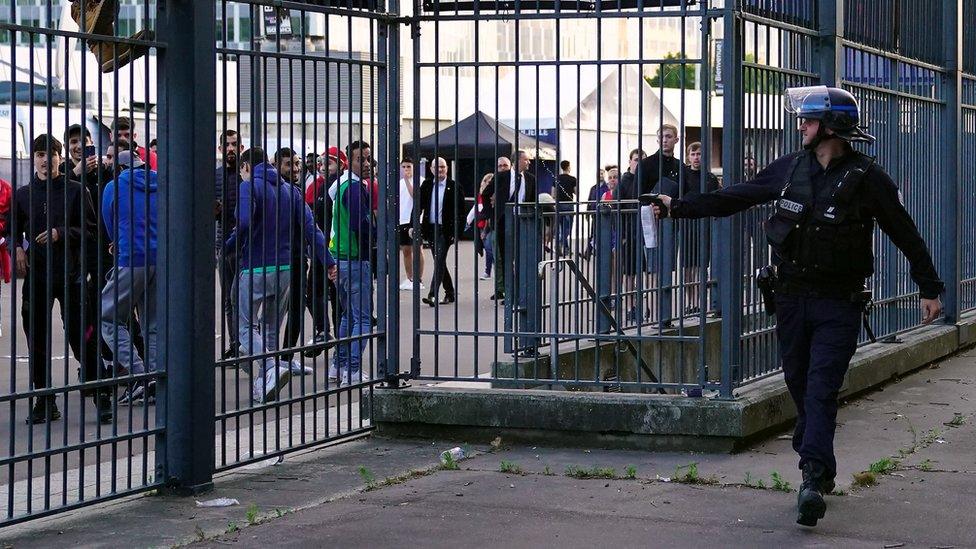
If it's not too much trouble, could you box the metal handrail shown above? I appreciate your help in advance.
[538,258,663,390]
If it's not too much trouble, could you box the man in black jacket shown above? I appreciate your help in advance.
[480,150,536,300]
[652,86,943,527]
[419,157,465,306]
[12,135,112,424]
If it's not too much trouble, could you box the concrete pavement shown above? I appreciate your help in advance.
[1,345,973,547]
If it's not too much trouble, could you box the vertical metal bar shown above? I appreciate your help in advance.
[815,0,844,86]
[157,0,216,495]
[383,0,401,384]
[718,5,743,399]
[942,0,963,323]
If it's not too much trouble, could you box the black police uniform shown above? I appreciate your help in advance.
[670,146,943,483]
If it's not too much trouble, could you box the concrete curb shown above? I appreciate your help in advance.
[375,313,976,452]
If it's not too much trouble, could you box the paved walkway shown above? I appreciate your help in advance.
[2,346,974,548]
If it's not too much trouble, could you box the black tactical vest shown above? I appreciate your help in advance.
[764,151,876,280]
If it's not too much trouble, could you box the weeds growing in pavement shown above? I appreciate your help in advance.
[918,459,934,471]
[946,413,966,427]
[625,465,637,479]
[565,465,616,479]
[358,465,377,489]
[672,462,718,485]
[770,471,793,492]
[246,504,259,525]
[441,452,460,471]
[500,460,524,475]
[851,471,877,488]
[869,457,899,475]
[543,465,554,476]
[226,522,239,534]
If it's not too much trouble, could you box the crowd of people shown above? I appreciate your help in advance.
[391,124,724,324]
[0,119,731,422]
[0,117,159,424]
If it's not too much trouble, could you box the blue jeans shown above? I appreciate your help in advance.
[556,203,574,253]
[237,269,292,375]
[335,260,373,380]
[482,229,495,275]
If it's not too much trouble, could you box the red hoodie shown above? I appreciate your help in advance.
[0,178,12,282]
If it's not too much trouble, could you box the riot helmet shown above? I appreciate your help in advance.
[784,85,876,147]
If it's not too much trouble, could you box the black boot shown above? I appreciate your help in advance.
[797,461,827,527]
[27,396,61,424]
[94,391,114,424]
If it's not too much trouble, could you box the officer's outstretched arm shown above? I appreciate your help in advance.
[669,155,792,219]
[867,170,945,311]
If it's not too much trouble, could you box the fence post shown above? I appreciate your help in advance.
[718,6,743,399]
[157,0,216,495]
[378,6,399,384]
[942,1,963,323]
[815,0,844,85]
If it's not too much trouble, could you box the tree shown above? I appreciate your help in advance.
[742,54,779,94]
[646,52,697,90]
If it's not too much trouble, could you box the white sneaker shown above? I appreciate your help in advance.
[479,273,491,280]
[288,359,314,376]
[419,282,427,291]
[399,279,413,291]
[341,370,371,387]
[253,364,292,403]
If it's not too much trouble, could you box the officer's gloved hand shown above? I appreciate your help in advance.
[648,194,672,219]
[920,297,942,324]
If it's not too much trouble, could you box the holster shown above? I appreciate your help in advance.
[756,265,777,316]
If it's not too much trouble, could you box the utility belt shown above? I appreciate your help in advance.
[756,266,877,343]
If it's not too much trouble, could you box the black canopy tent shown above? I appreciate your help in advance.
[401,110,557,162]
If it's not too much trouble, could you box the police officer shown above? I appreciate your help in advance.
[651,86,944,527]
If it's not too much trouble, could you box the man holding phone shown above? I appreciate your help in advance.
[64,124,140,373]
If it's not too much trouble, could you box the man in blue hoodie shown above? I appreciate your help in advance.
[225,147,337,403]
[100,150,158,405]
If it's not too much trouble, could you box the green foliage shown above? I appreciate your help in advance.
[358,465,376,488]
[647,53,697,89]
[742,54,779,93]
[500,460,524,475]
[625,465,637,479]
[869,458,898,475]
[565,465,616,479]
[769,471,792,492]
[246,504,259,525]
[946,413,966,427]
[441,452,460,471]
[917,459,934,472]
[226,522,239,534]
[543,465,554,476]
[673,462,699,483]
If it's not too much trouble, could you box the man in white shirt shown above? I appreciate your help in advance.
[398,158,424,290]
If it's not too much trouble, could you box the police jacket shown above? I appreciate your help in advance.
[669,148,944,299]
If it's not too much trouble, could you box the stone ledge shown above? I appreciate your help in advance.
[375,313,976,452]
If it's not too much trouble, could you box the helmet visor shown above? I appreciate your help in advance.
[784,85,831,117]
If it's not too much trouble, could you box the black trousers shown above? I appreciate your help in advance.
[775,292,862,479]
[22,274,102,392]
[219,251,239,349]
[427,234,455,299]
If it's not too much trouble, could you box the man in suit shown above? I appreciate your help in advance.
[481,150,536,301]
[419,157,465,306]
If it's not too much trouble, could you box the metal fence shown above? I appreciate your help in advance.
[0,0,972,528]
[211,0,388,473]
